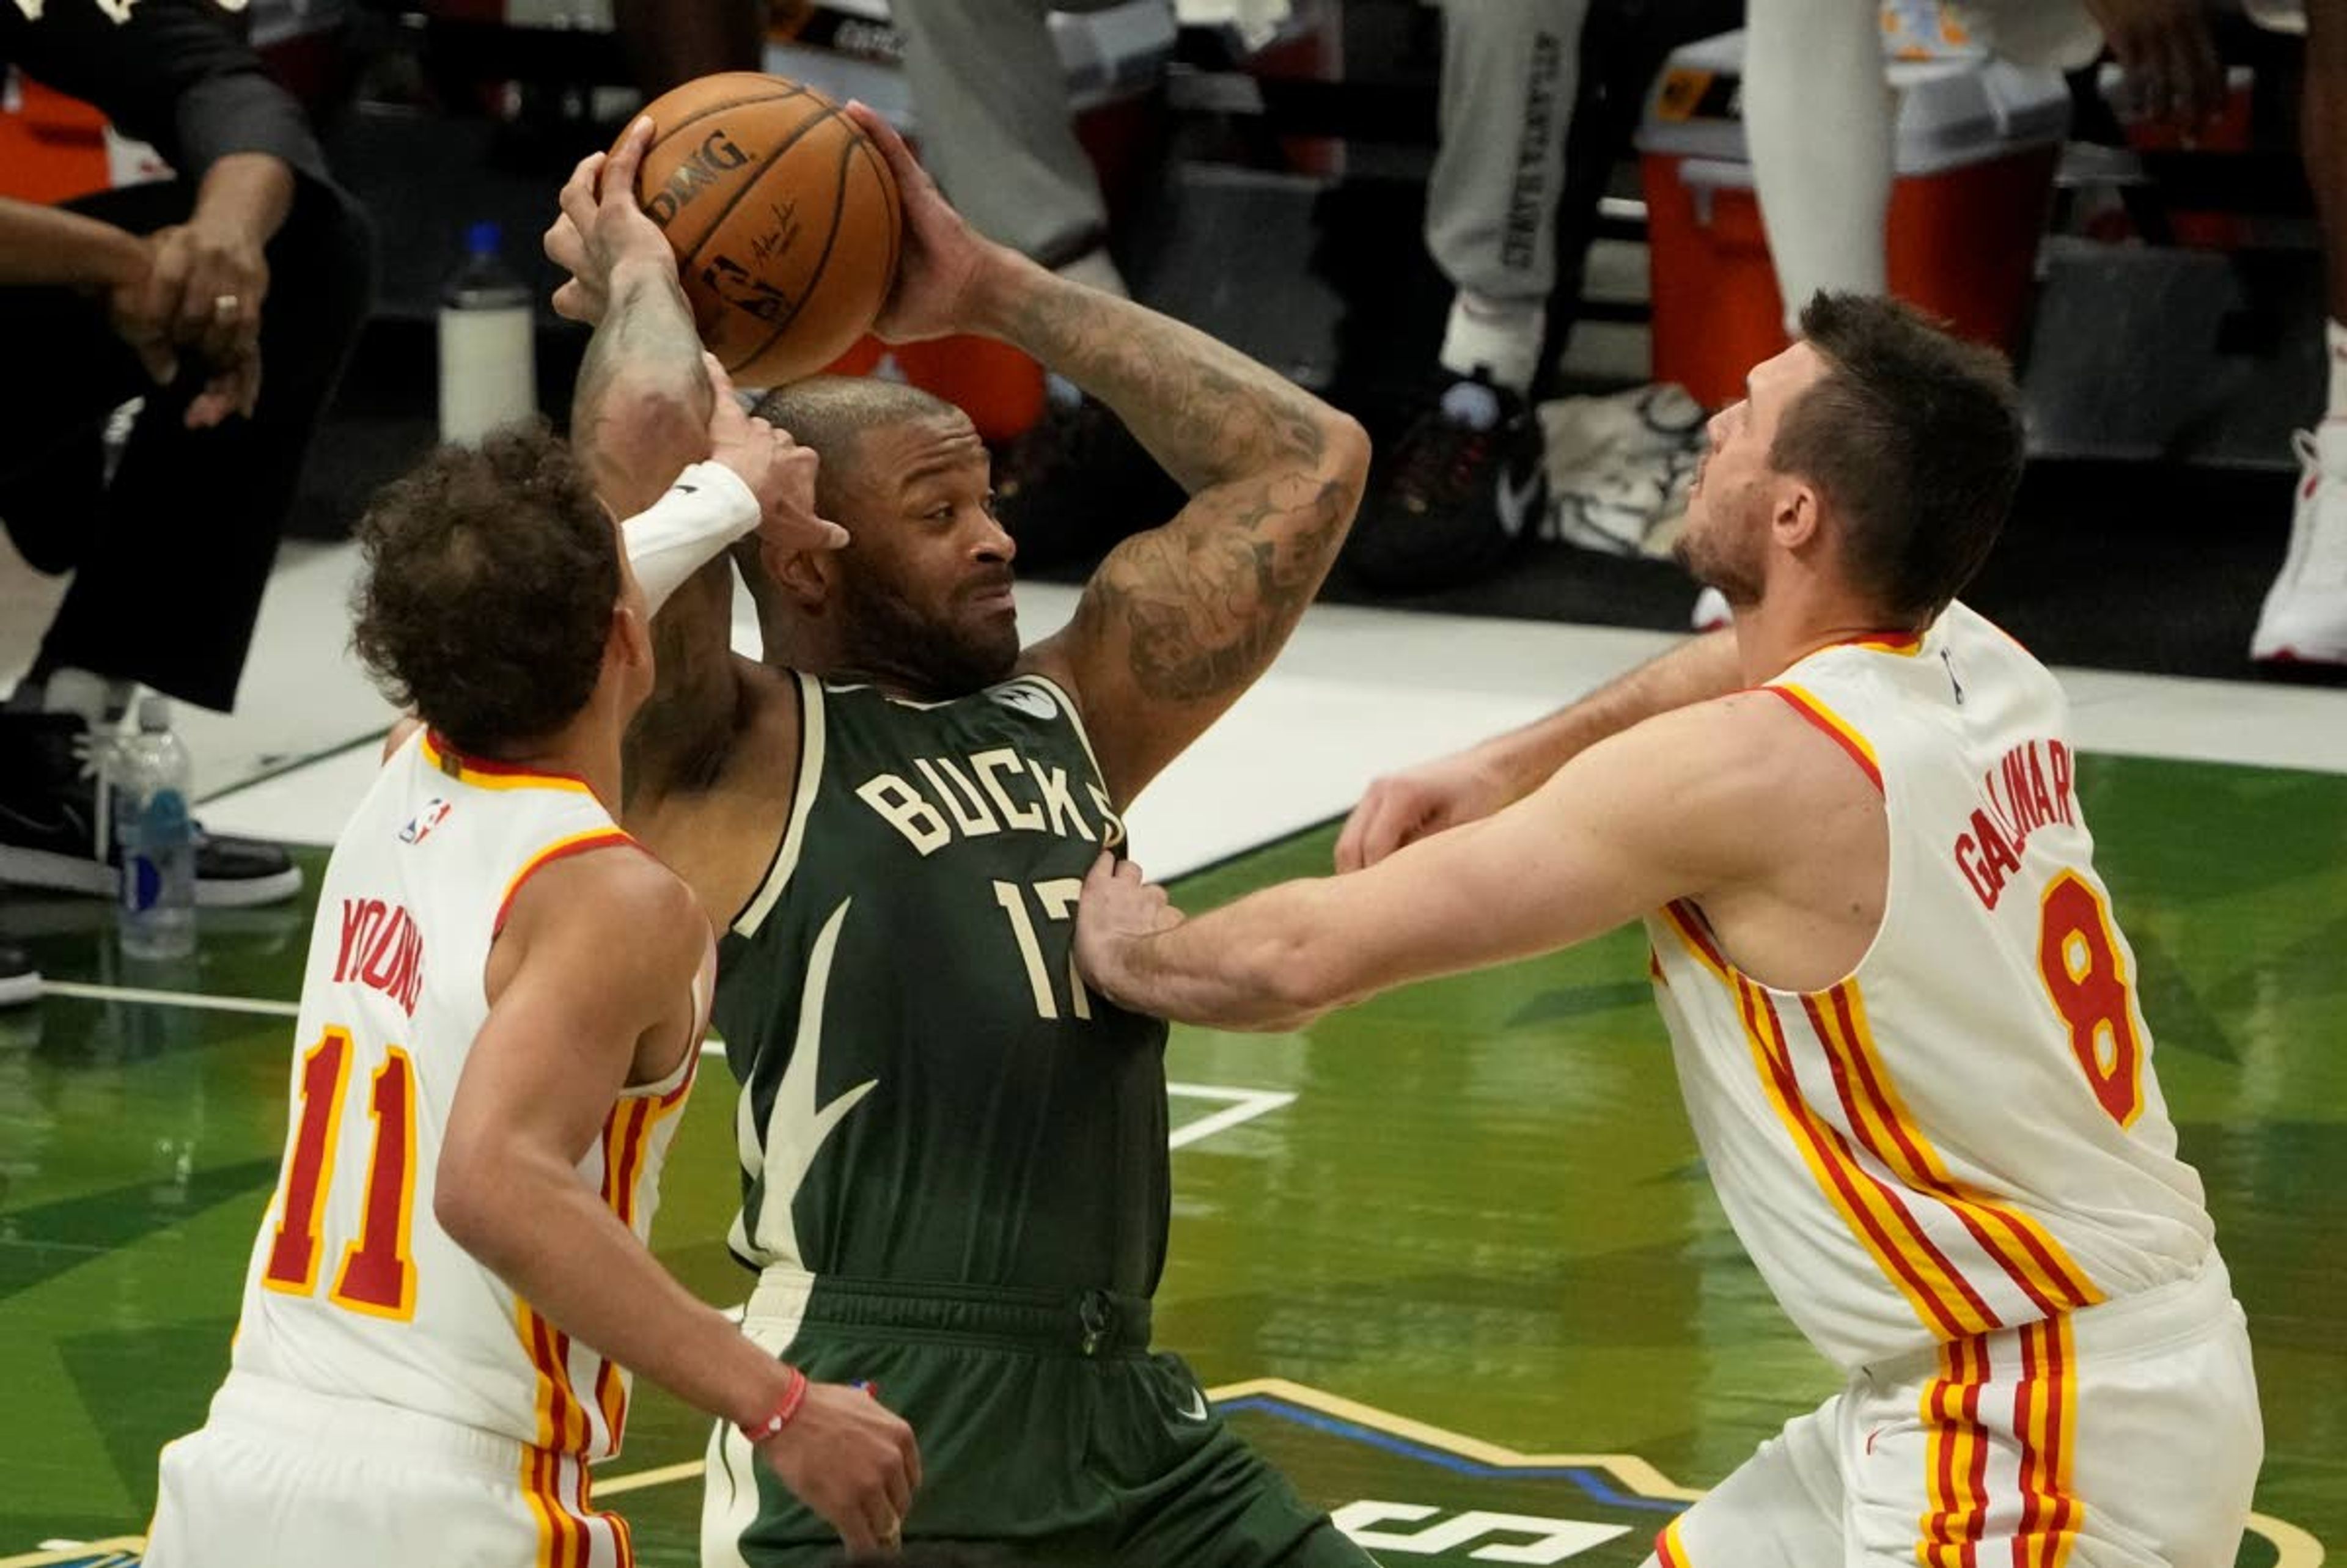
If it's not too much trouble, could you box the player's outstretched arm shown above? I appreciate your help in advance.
[437,851,918,1552]
[1076,694,1788,1030]
[843,102,1369,807]
[547,118,714,519]
[1335,628,1746,871]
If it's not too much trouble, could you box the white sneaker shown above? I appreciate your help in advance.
[1543,385,1707,557]
[2249,423,2347,665]
[1549,450,1682,555]
[1542,384,1705,481]
[1691,586,1731,632]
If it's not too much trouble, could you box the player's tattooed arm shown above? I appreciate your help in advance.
[546,120,714,518]
[995,265,1370,805]
[571,256,714,519]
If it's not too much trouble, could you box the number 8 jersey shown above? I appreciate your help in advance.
[1644,603,2216,1374]
[228,729,705,1461]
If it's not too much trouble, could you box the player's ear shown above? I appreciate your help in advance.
[760,537,837,610]
[1774,479,1823,552]
[610,600,653,676]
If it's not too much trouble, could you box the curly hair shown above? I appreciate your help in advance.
[350,422,620,757]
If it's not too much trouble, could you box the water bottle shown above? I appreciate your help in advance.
[112,696,197,962]
[438,220,537,445]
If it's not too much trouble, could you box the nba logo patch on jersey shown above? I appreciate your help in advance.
[990,682,1058,721]
[399,798,454,844]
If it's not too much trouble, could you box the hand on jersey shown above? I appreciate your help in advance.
[1073,852,1185,1011]
[1334,751,1514,873]
[757,1379,922,1554]
[842,101,999,344]
[543,117,674,325]
[702,354,849,554]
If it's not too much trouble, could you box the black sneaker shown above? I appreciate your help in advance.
[0,711,303,907]
[0,936,35,1007]
[1346,375,1548,593]
[993,397,1188,570]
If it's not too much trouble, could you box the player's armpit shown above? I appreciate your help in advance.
[623,554,747,809]
[442,849,703,1202]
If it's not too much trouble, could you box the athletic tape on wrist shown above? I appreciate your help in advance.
[623,460,762,615]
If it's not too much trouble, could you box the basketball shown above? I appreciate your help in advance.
[622,72,902,387]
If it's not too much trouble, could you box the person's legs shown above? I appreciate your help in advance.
[0,188,161,586]
[1100,1353,1375,1567]
[892,0,1119,281]
[32,176,373,712]
[1424,0,1592,397]
[1744,0,1895,328]
[2252,0,2347,662]
[1350,0,1593,592]
[1642,1396,1845,1568]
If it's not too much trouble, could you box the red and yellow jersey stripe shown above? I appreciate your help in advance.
[1805,984,2099,1320]
[1655,901,2101,1354]
[1764,683,1884,792]
[419,731,595,795]
[1916,1314,2082,1568]
[493,829,639,935]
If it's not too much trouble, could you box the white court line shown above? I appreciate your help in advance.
[1166,1083,1299,1150]
[34,992,1297,1150]
[37,981,299,1019]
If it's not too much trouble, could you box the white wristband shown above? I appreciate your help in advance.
[622,461,763,615]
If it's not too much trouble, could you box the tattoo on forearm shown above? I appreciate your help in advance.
[1008,271,1364,708]
[1073,472,1354,703]
[572,265,704,477]
[1005,281,1329,495]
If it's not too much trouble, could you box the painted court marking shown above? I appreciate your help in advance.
[35,986,1301,1154]
[14,1382,2311,1566]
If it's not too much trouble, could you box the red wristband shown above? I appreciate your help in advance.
[740,1366,809,1445]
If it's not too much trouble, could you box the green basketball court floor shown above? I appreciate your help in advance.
[1,744,2338,1567]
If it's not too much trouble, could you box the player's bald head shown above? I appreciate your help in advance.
[751,376,964,519]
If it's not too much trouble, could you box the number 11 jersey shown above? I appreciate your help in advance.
[229,730,705,1462]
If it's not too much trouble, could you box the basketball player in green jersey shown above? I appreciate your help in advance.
[547,104,1376,1564]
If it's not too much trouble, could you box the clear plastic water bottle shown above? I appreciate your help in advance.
[438,219,537,445]
[112,696,197,961]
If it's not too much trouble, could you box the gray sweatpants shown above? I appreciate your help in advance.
[1426,0,1593,309]
[895,0,1590,305]
[892,0,1122,269]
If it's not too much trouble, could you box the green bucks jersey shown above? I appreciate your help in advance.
[715,672,1172,1296]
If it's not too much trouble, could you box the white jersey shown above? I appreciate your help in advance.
[1645,603,2214,1373]
[229,730,710,1462]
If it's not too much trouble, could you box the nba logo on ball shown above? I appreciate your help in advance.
[625,71,903,387]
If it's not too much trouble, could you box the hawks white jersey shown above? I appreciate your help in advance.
[1646,603,2214,1373]
[229,730,710,1460]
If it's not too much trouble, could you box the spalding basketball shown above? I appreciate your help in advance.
[623,73,902,387]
